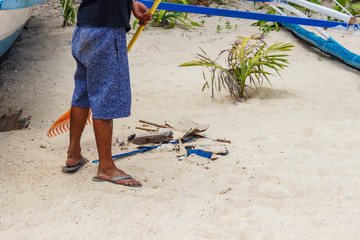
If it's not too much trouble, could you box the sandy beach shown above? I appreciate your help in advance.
[1,0,360,239]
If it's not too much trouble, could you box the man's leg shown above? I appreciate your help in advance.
[66,105,90,166]
[93,118,141,186]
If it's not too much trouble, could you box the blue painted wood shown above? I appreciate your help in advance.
[0,0,46,10]
[282,23,360,70]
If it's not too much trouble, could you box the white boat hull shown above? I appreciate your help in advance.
[0,7,34,58]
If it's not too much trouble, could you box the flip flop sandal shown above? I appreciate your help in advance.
[92,175,142,187]
[62,157,88,173]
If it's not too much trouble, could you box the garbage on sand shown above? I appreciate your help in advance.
[92,117,231,163]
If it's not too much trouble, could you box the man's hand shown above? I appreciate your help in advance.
[133,1,152,26]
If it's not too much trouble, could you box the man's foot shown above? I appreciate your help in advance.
[62,156,88,173]
[92,175,142,187]
[94,168,142,187]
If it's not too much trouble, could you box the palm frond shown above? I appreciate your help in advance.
[180,34,294,100]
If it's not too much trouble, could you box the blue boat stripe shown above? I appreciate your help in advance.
[0,0,46,10]
[137,0,358,30]
[0,25,24,57]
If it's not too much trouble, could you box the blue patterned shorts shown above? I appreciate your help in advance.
[71,26,131,119]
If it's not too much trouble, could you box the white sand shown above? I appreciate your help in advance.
[1,0,360,239]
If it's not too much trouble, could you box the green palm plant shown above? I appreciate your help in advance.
[60,0,77,26]
[180,34,294,101]
[251,8,280,35]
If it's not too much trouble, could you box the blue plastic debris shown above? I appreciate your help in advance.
[186,148,213,159]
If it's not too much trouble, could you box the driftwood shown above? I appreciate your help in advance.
[130,130,173,145]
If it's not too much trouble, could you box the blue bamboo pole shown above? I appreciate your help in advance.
[281,23,360,70]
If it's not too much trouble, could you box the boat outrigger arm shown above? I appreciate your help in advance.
[270,4,331,41]
[268,0,359,34]
[269,4,360,70]
[283,0,356,24]
[137,0,359,31]
[261,0,360,69]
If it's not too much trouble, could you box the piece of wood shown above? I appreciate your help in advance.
[213,138,231,144]
[131,130,173,145]
[219,187,232,195]
[139,120,167,128]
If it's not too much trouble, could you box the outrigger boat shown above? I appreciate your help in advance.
[0,0,46,62]
[138,0,359,70]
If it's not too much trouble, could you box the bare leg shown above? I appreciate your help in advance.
[66,106,90,166]
[93,118,141,186]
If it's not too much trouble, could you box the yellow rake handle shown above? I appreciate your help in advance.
[127,0,161,52]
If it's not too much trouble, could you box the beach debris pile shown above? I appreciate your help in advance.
[93,117,231,163]
[0,108,31,132]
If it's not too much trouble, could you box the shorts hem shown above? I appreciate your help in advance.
[71,103,91,108]
[92,111,131,120]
